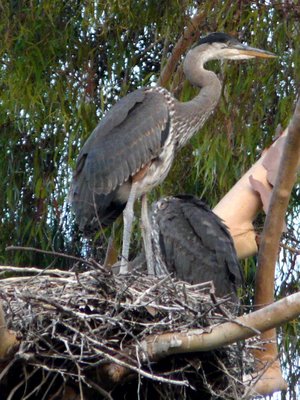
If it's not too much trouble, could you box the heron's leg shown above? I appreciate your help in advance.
[141,194,155,276]
[119,182,138,274]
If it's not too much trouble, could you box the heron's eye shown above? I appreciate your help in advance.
[158,202,168,210]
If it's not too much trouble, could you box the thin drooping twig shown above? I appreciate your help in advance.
[157,12,205,88]
[253,97,300,394]
[5,245,94,267]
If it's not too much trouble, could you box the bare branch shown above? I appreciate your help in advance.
[0,265,73,277]
[142,291,300,359]
[255,97,300,305]
[157,12,205,88]
[213,128,291,259]
[5,245,94,267]
[103,291,300,382]
[251,97,300,394]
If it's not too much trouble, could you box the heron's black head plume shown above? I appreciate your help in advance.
[198,32,240,46]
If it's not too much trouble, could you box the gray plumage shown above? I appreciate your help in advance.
[151,195,243,301]
[69,33,274,273]
[71,89,170,231]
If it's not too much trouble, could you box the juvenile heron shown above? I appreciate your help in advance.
[151,195,243,303]
[70,32,275,274]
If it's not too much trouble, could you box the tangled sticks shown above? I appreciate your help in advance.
[0,263,249,400]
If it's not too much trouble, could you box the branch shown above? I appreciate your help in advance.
[102,291,300,383]
[0,265,74,277]
[255,98,300,306]
[157,12,205,87]
[144,291,300,357]
[6,245,94,266]
[213,127,290,259]
[252,97,300,395]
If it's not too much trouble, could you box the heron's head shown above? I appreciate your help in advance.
[187,32,276,65]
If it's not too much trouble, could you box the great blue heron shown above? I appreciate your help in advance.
[70,32,275,274]
[151,195,243,303]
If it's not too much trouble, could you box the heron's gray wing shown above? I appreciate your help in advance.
[74,89,170,195]
[154,196,243,299]
[178,196,243,289]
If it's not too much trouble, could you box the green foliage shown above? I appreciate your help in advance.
[0,2,299,397]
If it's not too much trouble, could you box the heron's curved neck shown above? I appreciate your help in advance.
[173,51,222,148]
[183,49,222,94]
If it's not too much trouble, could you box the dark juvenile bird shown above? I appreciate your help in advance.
[70,33,275,274]
[151,195,243,302]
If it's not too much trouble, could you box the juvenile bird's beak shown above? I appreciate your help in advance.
[233,44,276,59]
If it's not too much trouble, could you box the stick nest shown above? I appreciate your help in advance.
[0,263,254,399]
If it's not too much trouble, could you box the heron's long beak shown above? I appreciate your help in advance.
[234,44,276,59]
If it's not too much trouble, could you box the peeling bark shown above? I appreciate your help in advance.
[252,98,300,395]
[213,127,291,259]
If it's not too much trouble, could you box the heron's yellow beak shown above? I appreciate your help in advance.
[235,44,277,59]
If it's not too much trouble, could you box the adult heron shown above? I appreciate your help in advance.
[151,195,243,303]
[70,32,275,274]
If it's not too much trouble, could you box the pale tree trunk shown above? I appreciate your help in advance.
[213,98,300,395]
[213,127,289,259]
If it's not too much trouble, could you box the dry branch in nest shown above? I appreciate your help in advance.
[0,263,255,400]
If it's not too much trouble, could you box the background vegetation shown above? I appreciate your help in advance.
[0,1,299,398]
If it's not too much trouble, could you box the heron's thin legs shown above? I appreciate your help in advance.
[141,194,155,276]
[119,182,138,274]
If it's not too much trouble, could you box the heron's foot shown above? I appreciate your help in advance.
[145,252,155,276]
[111,259,130,275]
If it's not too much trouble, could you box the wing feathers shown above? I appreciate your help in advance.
[70,88,170,231]
[75,89,169,195]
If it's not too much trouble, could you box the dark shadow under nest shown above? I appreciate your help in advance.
[0,262,254,400]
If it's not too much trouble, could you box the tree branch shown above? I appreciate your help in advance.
[141,292,300,360]
[157,12,205,88]
[255,99,300,305]
[252,97,300,395]
[102,291,300,384]
[213,127,291,259]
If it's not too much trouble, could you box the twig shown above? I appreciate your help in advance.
[62,321,189,387]
[84,378,113,400]
[133,275,171,305]
[279,241,300,255]
[5,245,93,267]
[0,265,73,277]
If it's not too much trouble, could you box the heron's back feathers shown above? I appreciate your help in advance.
[152,195,243,301]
